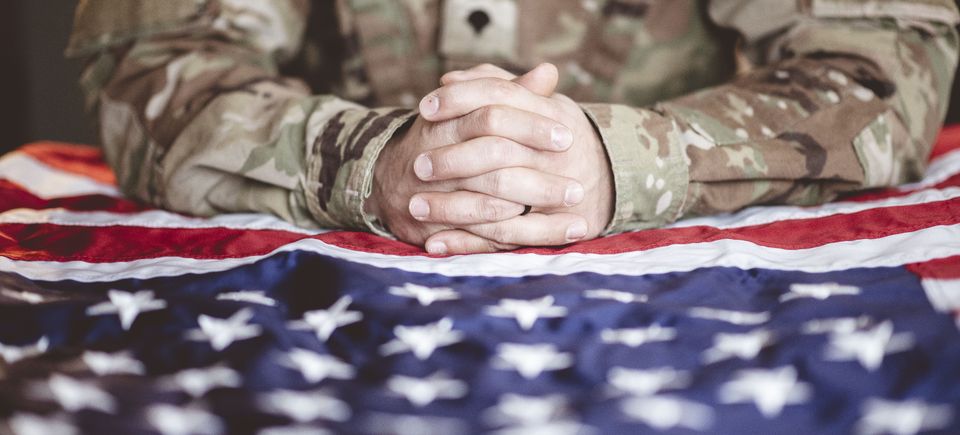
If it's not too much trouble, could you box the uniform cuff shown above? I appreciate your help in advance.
[581,104,689,233]
[304,107,417,236]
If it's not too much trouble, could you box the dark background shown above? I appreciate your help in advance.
[1,1,960,155]
[1,1,97,153]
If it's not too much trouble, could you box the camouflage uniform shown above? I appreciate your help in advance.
[67,0,960,236]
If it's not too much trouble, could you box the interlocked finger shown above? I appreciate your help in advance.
[447,105,573,153]
[419,77,560,123]
[441,63,516,85]
[414,135,553,181]
[424,229,519,255]
[456,167,584,208]
[463,212,590,246]
[408,191,525,225]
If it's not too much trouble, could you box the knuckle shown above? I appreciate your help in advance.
[485,137,513,166]
[476,106,502,131]
[479,197,506,221]
[429,150,452,176]
[447,236,472,254]
[489,223,514,243]
[544,182,566,204]
[487,170,507,196]
[488,79,517,100]
[424,197,443,221]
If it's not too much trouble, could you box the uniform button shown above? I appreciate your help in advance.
[467,9,491,35]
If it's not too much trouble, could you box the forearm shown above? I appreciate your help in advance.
[69,1,415,231]
[588,4,959,232]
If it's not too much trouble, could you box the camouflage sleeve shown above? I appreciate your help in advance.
[67,0,414,233]
[584,0,960,233]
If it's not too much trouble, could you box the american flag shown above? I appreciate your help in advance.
[0,127,959,434]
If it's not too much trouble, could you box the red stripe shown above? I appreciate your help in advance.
[931,125,960,161]
[907,255,960,279]
[17,142,116,185]
[2,198,957,262]
[0,180,148,213]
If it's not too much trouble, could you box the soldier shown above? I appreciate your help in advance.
[67,0,959,254]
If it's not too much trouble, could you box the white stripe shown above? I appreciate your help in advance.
[0,208,326,235]
[0,152,120,199]
[921,278,960,312]
[668,187,960,230]
[4,223,960,282]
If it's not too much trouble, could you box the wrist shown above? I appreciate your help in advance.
[365,119,412,224]
[580,103,689,233]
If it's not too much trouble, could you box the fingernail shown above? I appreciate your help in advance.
[566,221,588,241]
[409,197,430,220]
[414,154,433,179]
[419,94,439,116]
[564,183,584,206]
[426,241,448,255]
[551,125,573,150]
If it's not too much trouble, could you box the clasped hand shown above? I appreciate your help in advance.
[367,63,614,254]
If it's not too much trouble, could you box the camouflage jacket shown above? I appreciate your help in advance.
[67,0,960,236]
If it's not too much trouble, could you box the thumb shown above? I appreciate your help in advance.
[514,63,558,97]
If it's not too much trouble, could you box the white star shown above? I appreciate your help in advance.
[485,296,568,331]
[258,425,333,435]
[607,367,691,396]
[386,372,469,407]
[216,290,278,306]
[82,351,145,375]
[1,288,45,304]
[781,282,861,302]
[31,374,116,414]
[490,421,592,435]
[86,290,166,330]
[362,413,469,435]
[824,320,913,371]
[484,394,568,426]
[279,348,354,383]
[702,329,775,364]
[491,343,573,379]
[258,389,351,423]
[8,413,77,435]
[856,398,953,435]
[147,405,223,435]
[186,308,263,351]
[600,325,676,347]
[287,296,362,341]
[688,307,770,325]
[163,366,242,398]
[380,317,464,360]
[388,283,460,306]
[801,316,872,334]
[620,395,714,431]
[583,289,648,304]
[718,366,811,418]
[0,336,48,364]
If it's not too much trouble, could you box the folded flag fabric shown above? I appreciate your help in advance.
[1,127,959,434]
